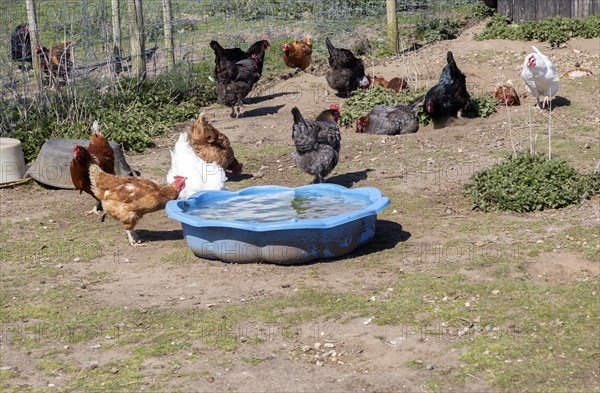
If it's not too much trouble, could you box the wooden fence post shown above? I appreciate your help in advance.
[386,0,398,54]
[25,0,41,89]
[127,0,146,81]
[111,0,122,75]
[162,0,175,71]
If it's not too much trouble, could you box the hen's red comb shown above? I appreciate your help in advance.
[330,104,341,112]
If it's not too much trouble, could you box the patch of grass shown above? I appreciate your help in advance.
[160,248,196,265]
[424,380,441,392]
[464,153,600,212]
[459,280,599,391]
[242,356,265,366]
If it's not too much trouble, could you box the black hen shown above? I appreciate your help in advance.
[291,106,341,183]
[210,39,269,84]
[424,51,470,123]
[10,24,32,65]
[356,101,421,135]
[325,37,369,97]
[216,56,258,118]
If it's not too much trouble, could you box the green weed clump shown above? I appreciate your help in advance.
[463,93,498,119]
[475,14,600,47]
[464,153,600,212]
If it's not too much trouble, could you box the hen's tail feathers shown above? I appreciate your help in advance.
[291,107,305,125]
[409,95,425,112]
[325,37,334,55]
[531,46,540,55]
[209,40,224,56]
[91,120,100,134]
[446,51,455,66]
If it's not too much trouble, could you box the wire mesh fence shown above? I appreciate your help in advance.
[1,0,477,94]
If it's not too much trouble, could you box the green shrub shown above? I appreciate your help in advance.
[415,18,461,42]
[475,14,600,46]
[464,153,600,212]
[2,71,216,162]
[464,93,498,119]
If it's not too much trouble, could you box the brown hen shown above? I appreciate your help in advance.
[88,164,186,246]
[188,113,243,175]
[283,37,312,71]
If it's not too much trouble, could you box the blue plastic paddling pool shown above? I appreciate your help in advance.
[166,184,390,264]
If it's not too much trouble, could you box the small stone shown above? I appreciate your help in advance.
[91,344,101,349]
[491,290,500,295]
[48,383,55,387]
[110,367,119,374]
[301,345,311,353]
[316,360,324,367]
[324,343,336,348]
[314,342,322,350]
[426,364,434,370]
[55,264,63,269]
[369,296,376,302]
[584,143,590,149]
[87,361,99,370]
[536,239,543,244]
[465,301,471,308]
[392,209,398,214]
[63,345,70,350]
[73,257,81,262]
[414,359,423,364]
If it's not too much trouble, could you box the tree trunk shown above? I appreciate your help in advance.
[386,0,398,54]
[127,0,146,81]
[25,0,41,89]
[111,0,122,75]
[162,0,175,70]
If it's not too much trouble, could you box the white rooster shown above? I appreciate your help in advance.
[521,46,560,109]
[167,132,227,199]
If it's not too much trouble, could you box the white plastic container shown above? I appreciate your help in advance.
[0,138,26,183]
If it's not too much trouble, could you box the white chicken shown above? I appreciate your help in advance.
[521,46,560,109]
[167,132,227,199]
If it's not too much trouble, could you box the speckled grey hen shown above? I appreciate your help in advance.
[291,106,341,184]
[356,101,420,135]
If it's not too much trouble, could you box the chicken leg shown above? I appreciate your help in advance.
[85,200,107,222]
[126,229,145,247]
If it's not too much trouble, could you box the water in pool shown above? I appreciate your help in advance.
[186,190,371,223]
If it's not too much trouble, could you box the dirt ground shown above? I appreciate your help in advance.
[1,21,599,392]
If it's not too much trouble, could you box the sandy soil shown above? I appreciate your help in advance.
[1,20,599,392]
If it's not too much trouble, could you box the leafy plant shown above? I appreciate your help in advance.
[2,69,216,162]
[464,153,600,212]
[339,85,426,128]
[467,1,495,19]
[415,17,460,42]
[475,14,600,46]
[464,93,498,119]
